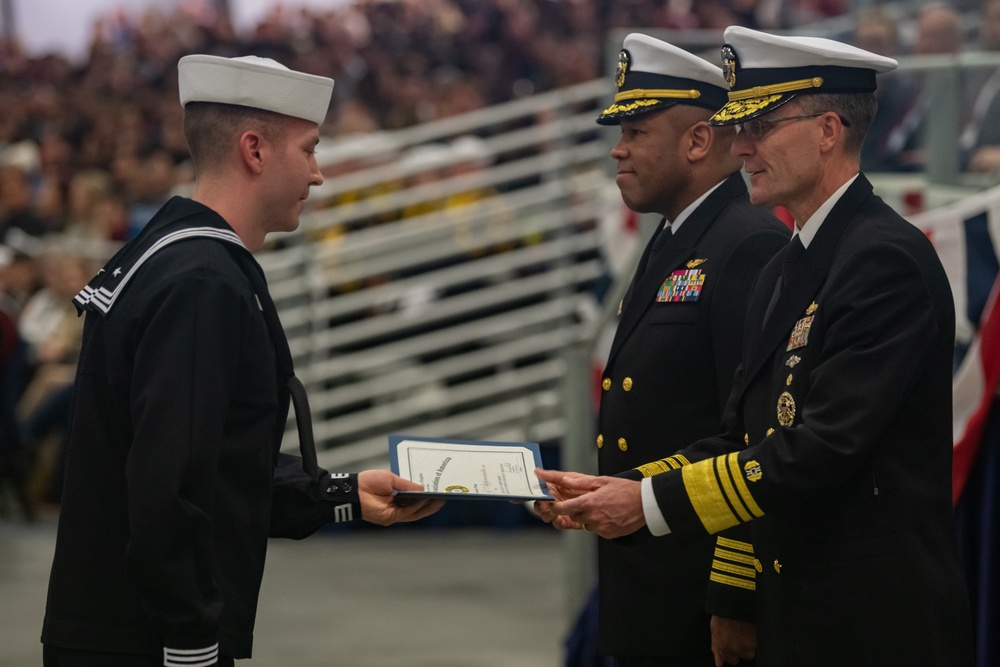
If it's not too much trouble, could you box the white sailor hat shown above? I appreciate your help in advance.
[597,33,729,126]
[178,54,334,125]
[710,26,897,125]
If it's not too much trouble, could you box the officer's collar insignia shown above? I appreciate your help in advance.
[686,258,707,268]
[785,355,801,368]
[616,49,630,89]
[805,301,818,315]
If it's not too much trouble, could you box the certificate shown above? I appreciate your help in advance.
[388,434,554,501]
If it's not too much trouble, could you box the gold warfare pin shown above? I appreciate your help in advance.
[777,391,796,426]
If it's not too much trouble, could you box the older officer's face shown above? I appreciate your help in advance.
[730,101,825,213]
[611,108,690,217]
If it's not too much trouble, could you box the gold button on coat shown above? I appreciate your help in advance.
[602,378,611,391]
[597,434,604,448]
[618,438,628,452]
[623,377,633,391]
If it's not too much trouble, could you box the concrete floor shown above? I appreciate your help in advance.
[0,518,571,667]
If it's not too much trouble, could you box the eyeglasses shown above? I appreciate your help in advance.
[735,112,851,141]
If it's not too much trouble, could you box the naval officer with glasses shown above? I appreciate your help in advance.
[537,26,975,666]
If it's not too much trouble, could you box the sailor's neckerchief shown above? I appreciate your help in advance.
[73,196,297,460]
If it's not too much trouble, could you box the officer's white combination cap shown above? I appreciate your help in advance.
[597,33,729,125]
[178,54,334,125]
[710,26,897,126]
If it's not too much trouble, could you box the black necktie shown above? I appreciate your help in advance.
[638,221,673,279]
[763,236,805,326]
[651,221,673,251]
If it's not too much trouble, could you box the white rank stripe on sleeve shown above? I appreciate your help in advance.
[163,642,219,667]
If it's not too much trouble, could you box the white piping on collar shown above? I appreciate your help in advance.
[74,227,245,314]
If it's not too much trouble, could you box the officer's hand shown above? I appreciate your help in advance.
[358,470,444,526]
[534,468,645,539]
[710,615,756,666]
[533,471,586,530]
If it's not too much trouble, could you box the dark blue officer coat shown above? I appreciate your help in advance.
[597,173,788,660]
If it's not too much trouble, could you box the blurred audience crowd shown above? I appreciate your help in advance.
[0,0,853,516]
[0,0,996,518]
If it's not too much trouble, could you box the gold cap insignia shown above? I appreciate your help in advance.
[721,45,737,89]
[785,355,801,368]
[744,459,762,482]
[806,301,818,315]
[777,391,796,426]
[686,258,707,268]
[616,49,630,89]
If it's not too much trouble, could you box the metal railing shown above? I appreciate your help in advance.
[257,47,1000,620]
[261,78,616,476]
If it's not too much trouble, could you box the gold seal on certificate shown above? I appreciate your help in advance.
[389,434,555,502]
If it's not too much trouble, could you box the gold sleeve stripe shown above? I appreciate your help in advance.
[683,454,766,533]
[634,455,689,478]
[634,460,669,478]
[673,454,691,467]
[709,571,756,591]
[716,536,754,552]
[615,88,702,102]
[727,77,824,101]
[714,548,756,566]
[712,559,757,578]
[715,457,753,523]
[727,454,764,519]
[682,458,741,533]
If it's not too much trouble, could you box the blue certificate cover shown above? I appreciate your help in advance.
[388,434,554,501]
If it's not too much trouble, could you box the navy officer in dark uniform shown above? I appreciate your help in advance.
[591,33,787,667]
[41,54,442,667]
[539,27,975,667]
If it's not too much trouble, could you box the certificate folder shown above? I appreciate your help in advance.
[389,434,554,501]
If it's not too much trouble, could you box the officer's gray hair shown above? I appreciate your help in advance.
[796,92,877,157]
